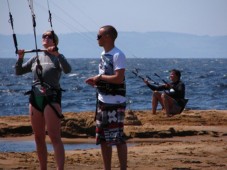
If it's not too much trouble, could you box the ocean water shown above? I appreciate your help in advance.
[0,139,99,152]
[0,58,226,116]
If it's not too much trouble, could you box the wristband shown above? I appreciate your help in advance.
[98,74,102,81]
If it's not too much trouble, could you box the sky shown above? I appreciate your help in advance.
[1,0,227,36]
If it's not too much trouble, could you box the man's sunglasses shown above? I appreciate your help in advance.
[97,34,102,40]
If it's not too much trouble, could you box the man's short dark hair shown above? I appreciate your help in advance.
[171,69,181,79]
[101,25,118,40]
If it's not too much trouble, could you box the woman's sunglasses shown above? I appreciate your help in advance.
[42,34,53,39]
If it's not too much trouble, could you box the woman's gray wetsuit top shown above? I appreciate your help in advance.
[15,52,71,90]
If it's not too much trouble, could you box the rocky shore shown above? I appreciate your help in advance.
[0,110,227,169]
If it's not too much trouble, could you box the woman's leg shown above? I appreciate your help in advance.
[44,104,65,170]
[29,104,47,170]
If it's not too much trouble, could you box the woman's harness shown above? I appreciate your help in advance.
[25,80,64,119]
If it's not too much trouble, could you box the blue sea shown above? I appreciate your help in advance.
[0,139,99,152]
[0,58,226,116]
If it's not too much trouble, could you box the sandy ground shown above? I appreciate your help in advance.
[0,109,227,170]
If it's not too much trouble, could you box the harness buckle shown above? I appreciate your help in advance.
[40,86,46,94]
[105,83,111,91]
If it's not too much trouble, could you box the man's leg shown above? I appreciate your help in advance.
[152,91,164,114]
[117,143,127,170]
[161,93,181,116]
[161,93,172,116]
[101,142,112,170]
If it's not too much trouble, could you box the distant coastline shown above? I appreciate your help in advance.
[1,32,227,58]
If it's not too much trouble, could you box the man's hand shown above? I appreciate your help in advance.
[143,79,149,85]
[165,83,172,89]
[85,75,101,87]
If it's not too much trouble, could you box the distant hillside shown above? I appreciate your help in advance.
[1,32,227,58]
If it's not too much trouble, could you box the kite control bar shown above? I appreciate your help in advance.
[132,69,159,85]
[154,73,168,84]
[24,49,46,53]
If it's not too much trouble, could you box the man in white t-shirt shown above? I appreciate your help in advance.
[86,25,127,170]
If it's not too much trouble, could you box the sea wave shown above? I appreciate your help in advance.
[0,58,226,116]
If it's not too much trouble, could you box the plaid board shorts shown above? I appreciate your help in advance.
[95,101,126,146]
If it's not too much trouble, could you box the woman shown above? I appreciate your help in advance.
[15,30,71,170]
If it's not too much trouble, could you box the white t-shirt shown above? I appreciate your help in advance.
[98,46,126,104]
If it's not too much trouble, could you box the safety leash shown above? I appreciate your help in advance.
[27,0,44,87]
[46,0,58,51]
[7,0,18,55]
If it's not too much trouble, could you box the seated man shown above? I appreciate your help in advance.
[144,69,187,117]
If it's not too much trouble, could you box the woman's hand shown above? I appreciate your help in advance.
[17,49,25,59]
[46,46,60,56]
